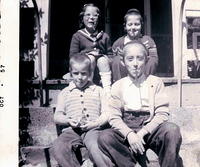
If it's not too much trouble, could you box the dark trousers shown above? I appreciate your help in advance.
[52,127,114,167]
[98,122,183,167]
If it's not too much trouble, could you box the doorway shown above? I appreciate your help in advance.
[150,0,173,76]
[48,0,173,78]
[48,0,105,78]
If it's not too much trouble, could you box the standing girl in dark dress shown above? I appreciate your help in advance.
[67,3,113,97]
[112,8,158,83]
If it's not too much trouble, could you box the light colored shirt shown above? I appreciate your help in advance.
[124,36,132,45]
[108,75,170,137]
[122,74,149,111]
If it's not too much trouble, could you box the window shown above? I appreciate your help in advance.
[186,17,200,49]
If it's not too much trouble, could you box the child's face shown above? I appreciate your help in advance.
[71,63,90,89]
[125,15,142,39]
[83,6,99,32]
[123,44,146,79]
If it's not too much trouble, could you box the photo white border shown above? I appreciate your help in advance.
[0,0,19,166]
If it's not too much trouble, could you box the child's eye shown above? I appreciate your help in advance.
[137,56,145,61]
[134,23,141,26]
[84,13,99,18]
[81,72,87,75]
[72,72,78,75]
[127,57,133,61]
[84,13,91,17]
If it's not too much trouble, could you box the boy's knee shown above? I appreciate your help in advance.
[52,139,69,156]
[98,129,115,147]
[87,142,99,154]
[162,122,182,141]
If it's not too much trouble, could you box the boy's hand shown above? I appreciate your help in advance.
[113,47,122,55]
[127,131,145,155]
[67,119,79,128]
[117,47,123,56]
[143,40,150,49]
[80,122,98,131]
[114,47,125,66]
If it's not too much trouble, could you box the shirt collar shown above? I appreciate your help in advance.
[127,74,147,87]
[84,28,98,37]
[124,34,143,44]
[68,81,96,92]
[83,28,103,40]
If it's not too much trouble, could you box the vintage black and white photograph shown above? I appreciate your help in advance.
[1,0,200,166]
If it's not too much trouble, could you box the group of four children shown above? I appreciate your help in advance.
[52,3,183,167]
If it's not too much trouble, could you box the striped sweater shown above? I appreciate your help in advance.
[55,82,108,127]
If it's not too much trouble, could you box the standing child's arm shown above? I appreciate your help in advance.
[104,33,113,59]
[142,36,158,60]
[69,33,80,57]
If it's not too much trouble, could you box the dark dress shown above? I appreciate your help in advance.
[69,29,112,85]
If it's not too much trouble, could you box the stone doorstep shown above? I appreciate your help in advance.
[22,143,200,167]
[20,106,200,166]
[20,145,160,167]
[20,145,92,167]
[20,145,57,167]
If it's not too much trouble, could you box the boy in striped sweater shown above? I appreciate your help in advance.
[52,53,113,167]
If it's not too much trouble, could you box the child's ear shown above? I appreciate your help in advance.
[145,56,148,64]
[89,67,92,75]
[120,56,125,66]
[123,23,127,32]
[70,71,73,77]
[69,67,72,77]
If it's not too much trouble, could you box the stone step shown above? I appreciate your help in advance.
[20,145,160,167]
[20,145,58,167]
[20,145,94,167]
[19,106,200,166]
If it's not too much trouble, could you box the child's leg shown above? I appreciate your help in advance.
[87,54,96,81]
[83,128,114,167]
[52,128,83,167]
[98,128,138,167]
[97,56,112,95]
[145,122,183,167]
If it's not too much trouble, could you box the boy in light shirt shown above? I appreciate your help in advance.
[98,41,183,167]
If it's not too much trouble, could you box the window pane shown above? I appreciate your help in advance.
[187,17,200,49]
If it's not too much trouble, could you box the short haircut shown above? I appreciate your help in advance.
[124,8,143,25]
[123,8,144,34]
[69,53,92,73]
[79,3,101,29]
[122,40,149,59]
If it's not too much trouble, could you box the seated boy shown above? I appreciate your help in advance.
[52,53,113,167]
[98,41,183,167]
